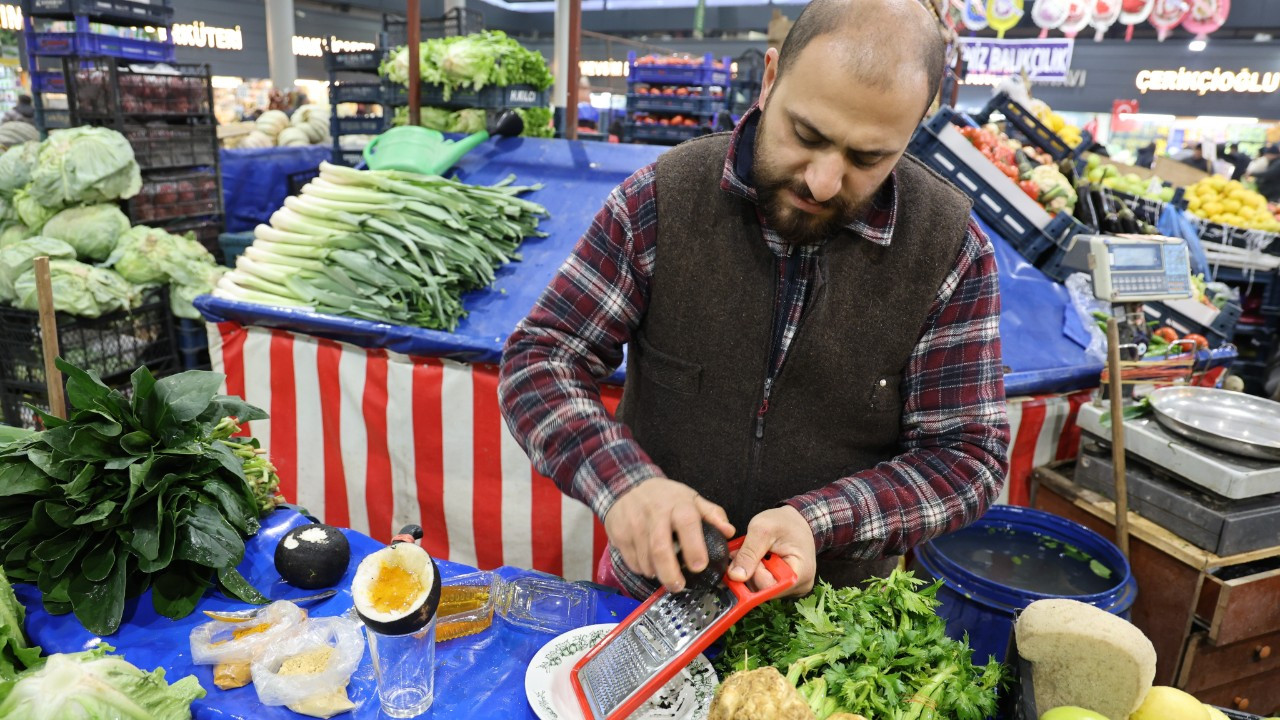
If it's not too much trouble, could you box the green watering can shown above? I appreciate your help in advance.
[362,109,526,175]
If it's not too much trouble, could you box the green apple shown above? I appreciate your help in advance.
[1040,707,1110,720]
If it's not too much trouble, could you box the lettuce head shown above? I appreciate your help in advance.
[12,187,58,232]
[40,204,132,262]
[0,236,76,301]
[0,141,39,198]
[0,222,28,248]
[0,643,205,720]
[14,259,140,318]
[28,127,142,207]
[107,225,215,286]
[0,570,41,682]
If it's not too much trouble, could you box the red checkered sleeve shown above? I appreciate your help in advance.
[498,164,664,521]
[783,218,1010,558]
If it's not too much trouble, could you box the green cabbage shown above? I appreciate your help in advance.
[14,259,140,318]
[0,223,28,248]
[107,225,216,286]
[516,107,555,138]
[0,570,41,682]
[171,264,225,320]
[0,142,39,198]
[12,187,58,232]
[381,31,553,100]
[0,643,205,720]
[40,204,131,262]
[0,236,76,300]
[28,127,142,207]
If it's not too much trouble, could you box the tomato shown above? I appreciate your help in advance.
[1182,333,1210,350]
[1153,327,1178,344]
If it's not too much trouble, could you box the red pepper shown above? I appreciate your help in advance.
[1020,180,1040,199]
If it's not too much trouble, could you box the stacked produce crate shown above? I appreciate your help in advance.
[21,0,175,134]
[326,47,390,167]
[63,57,223,253]
[730,49,764,118]
[624,52,730,145]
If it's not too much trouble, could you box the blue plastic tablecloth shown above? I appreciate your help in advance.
[16,510,641,720]
[199,136,1234,396]
[221,146,334,234]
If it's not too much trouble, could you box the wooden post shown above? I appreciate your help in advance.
[1106,317,1130,558]
[407,0,421,127]
[565,0,581,140]
[32,256,66,421]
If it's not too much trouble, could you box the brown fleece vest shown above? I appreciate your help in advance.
[616,132,973,588]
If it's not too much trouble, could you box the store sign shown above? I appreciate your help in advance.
[579,60,630,78]
[292,35,376,58]
[1135,67,1280,95]
[962,68,1087,88]
[0,4,21,31]
[958,37,1075,82]
[167,22,244,51]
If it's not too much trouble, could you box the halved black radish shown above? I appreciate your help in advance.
[351,542,442,635]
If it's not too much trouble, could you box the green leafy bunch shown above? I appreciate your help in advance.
[0,360,277,636]
[716,569,1005,720]
[381,31,554,99]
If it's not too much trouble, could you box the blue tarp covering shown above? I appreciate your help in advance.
[17,510,642,720]
[221,146,333,234]
[199,136,1233,397]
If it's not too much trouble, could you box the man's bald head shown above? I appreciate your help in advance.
[774,0,945,117]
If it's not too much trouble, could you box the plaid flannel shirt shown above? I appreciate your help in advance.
[499,107,1009,572]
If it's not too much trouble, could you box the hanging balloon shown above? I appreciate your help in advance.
[1148,0,1189,41]
[1091,0,1121,40]
[1181,0,1230,39]
[1060,0,1093,37]
[987,0,1025,37]
[962,0,990,30]
[1031,0,1071,37]
[1119,0,1155,41]
[946,0,966,29]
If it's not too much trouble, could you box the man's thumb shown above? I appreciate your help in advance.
[728,533,771,582]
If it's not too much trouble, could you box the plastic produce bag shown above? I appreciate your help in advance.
[1158,205,1210,280]
[1065,272,1110,364]
[189,601,307,665]
[250,615,365,714]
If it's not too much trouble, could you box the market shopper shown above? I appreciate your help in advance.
[1251,144,1280,203]
[499,0,1009,599]
[2,95,34,124]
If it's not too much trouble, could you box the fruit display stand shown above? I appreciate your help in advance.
[623,52,730,145]
[20,0,175,135]
[1033,464,1280,713]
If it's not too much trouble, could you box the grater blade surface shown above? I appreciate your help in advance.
[578,583,736,718]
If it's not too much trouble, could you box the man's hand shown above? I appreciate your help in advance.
[728,506,816,597]
[604,478,735,593]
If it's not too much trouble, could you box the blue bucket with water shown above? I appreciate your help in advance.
[911,505,1137,665]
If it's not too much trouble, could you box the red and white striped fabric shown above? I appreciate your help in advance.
[209,322,1091,581]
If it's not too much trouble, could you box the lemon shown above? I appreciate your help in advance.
[1187,196,1202,211]
[1226,179,1243,193]
[1130,687,1209,720]
[1196,184,1217,198]
[1222,199,1243,214]
[1203,201,1224,216]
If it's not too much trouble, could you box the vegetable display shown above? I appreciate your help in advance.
[391,105,555,139]
[107,225,226,320]
[380,30,554,100]
[238,106,330,149]
[715,570,1003,720]
[958,124,1077,214]
[214,161,548,330]
[0,360,283,635]
[39,204,132,262]
[0,570,41,681]
[27,126,142,210]
[14,259,141,318]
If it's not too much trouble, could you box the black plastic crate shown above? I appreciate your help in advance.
[387,83,550,110]
[22,0,173,25]
[0,291,179,427]
[324,49,385,73]
[125,123,216,170]
[331,147,366,167]
[384,7,484,46]
[333,115,386,135]
[910,107,1087,265]
[40,108,71,128]
[67,57,211,120]
[975,91,1087,162]
[331,81,387,104]
[128,170,220,224]
[1194,218,1280,256]
[626,93,721,115]
[1111,187,1187,225]
[162,216,224,259]
[1143,298,1243,349]
[625,121,704,145]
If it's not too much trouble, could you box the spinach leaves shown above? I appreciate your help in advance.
[0,359,272,636]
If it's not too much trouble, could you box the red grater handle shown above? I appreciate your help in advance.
[570,537,798,720]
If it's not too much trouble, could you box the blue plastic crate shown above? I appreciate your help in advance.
[628,51,731,86]
[22,0,172,24]
[176,318,209,354]
[32,70,65,93]
[333,116,386,135]
[31,31,175,61]
[331,82,387,104]
[626,93,721,115]
[41,109,70,128]
[218,231,254,269]
[625,122,702,144]
[975,91,1089,162]
[909,108,1087,265]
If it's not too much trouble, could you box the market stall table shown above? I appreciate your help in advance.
[15,510,644,720]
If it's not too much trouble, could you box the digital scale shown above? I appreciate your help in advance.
[1086,235,1192,303]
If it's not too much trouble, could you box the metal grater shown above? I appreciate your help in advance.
[570,538,797,720]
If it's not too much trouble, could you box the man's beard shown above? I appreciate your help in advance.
[753,112,874,246]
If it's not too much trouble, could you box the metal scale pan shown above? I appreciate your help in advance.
[1148,387,1280,463]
